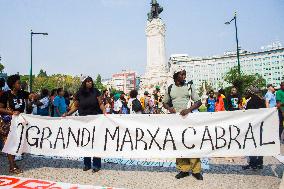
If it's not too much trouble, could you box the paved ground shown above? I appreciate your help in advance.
[1,146,283,189]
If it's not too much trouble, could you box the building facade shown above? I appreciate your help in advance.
[111,71,137,94]
[168,47,284,90]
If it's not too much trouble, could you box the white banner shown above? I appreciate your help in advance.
[2,108,280,158]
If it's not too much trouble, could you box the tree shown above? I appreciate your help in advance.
[95,74,106,92]
[224,66,266,96]
[38,69,48,77]
[21,73,81,93]
[0,63,5,73]
[198,81,214,97]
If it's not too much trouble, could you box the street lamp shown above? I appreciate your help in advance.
[225,12,241,75]
[30,30,48,92]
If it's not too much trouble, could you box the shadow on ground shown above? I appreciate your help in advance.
[0,154,283,178]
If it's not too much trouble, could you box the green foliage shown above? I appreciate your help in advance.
[37,69,48,77]
[94,74,106,92]
[198,81,214,97]
[110,87,123,95]
[21,71,82,94]
[0,63,4,73]
[224,66,266,96]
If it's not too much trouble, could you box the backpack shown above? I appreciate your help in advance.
[132,99,142,112]
[168,80,193,108]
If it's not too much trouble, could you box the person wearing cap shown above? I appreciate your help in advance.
[67,76,106,173]
[113,93,122,114]
[276,82,284,140]
[265,84,276,108]
[163,68,203,180]
[242,86,266,170]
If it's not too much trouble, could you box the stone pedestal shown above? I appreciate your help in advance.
[140,18,169,94]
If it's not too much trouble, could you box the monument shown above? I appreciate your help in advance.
[140,0,169,94]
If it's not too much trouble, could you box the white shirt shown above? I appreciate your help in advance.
[113,99,122,112]
[39,97,50,109]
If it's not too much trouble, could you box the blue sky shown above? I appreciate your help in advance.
[0,0,283,79]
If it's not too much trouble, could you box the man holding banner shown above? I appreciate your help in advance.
[163,67,203,180]
[242,86,266,170]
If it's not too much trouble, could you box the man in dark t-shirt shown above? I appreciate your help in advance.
[242,86,266,170]
[227,87,242,111]
[0,90,30,113]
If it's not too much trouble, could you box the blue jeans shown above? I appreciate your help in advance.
[84,157,101,169]
[0,137,3,151]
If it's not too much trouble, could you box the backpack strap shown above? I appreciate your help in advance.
[168,84,173,100]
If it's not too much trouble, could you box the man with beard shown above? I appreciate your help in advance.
[163,68,203,180]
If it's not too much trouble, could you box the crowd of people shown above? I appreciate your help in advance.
[0,71,283,181]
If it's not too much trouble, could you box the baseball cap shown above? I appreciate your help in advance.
[144,91,149,95]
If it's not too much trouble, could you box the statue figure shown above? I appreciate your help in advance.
[147,0,163,22]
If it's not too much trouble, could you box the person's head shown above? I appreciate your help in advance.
[120,92,125,100]
[245,86,260,99]
[29,92,39,101]
[218,89,225,96]
[82,77,94,90]
[51,89,57,97]
[130,90,138,99]
[155,86,160,92]
[280,82,284,90]
[21,81,28,91]
[7,74,21,91]
[144,91,149,97]
[103,89,109,97]
[231,87,238,95]
[106,97,112,105]
[80,76,94,95]
[114,93,120,101]
[64,90,70,99]
[41,88,49,98]
[208,90,214,98]
[0,78,5,89]
[57,88,64,97]
[267,84,275,93]
[173,70,186,84]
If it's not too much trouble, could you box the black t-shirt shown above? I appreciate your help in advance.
[227,94,242,111]
[75,88,102,116]
[0,90,30,113]
[246,95,265,110]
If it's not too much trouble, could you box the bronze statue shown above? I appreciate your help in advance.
[147,0,163,22]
